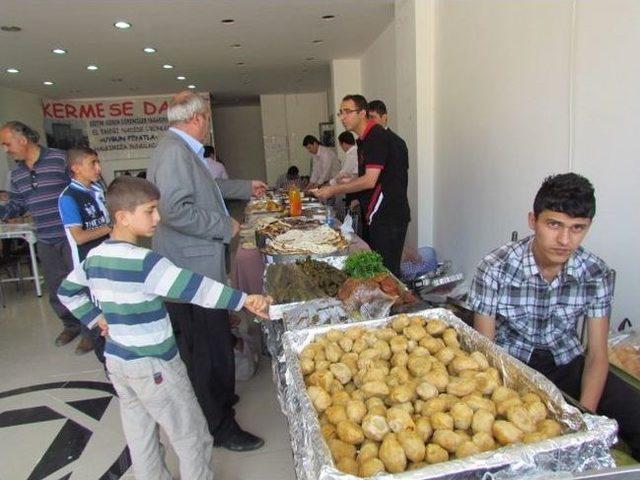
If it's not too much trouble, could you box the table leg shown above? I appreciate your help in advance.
[28,240,42,297]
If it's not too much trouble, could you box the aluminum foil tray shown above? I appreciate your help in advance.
[279,308,618,480]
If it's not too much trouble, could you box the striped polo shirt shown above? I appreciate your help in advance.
[0,147,70,243]
[58,240,247,361]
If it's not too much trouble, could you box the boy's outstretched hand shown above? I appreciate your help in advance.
[97,315,109,337]
[244,294,272,319]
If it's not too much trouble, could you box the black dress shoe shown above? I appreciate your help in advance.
[55,328,80,347]
[214,427,265,452]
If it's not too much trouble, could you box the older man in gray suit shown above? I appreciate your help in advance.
[148,91,267,452]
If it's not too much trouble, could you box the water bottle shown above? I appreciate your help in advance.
[326,206,336,228]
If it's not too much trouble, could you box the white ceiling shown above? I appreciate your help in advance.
[0,0,394,104]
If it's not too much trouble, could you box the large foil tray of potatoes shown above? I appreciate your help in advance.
[281,308,617,480]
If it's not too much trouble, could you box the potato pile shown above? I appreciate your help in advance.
[300,315,563,477]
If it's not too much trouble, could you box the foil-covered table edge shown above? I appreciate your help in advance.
[279,308,618,480]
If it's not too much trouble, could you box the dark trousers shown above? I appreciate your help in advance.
[37,241,86,336]
[529,349,640,460]
[364,218,409,279]
[166,302,236,438]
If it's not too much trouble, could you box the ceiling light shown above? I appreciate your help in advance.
[176,75,186,80]
[6,68,20,74]
[231,43,242,48]
[143,47,157,53]
[322,15,336,20]
[162,64,174,69]
[52,48,67,55]
[114,21,131,29]
[1,25,22,32]
[187,84,196,89]
[312,39,324,45]
[86,65,98,71]
[43,81,54,86]
[221,19,235,24]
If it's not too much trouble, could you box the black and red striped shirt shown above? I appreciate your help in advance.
[356,121,410,225]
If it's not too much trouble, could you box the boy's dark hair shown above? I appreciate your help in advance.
[338,131,355,146]
[287,165,299,177]
[302,135,319,147]
[68,146,98,169]
[106,176,160,219]
[366,100,387,116]
[203,145,215,158]
[533,173,596,219]
[342,94,368,112]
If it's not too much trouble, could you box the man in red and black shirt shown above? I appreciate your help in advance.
[313,95,410,276]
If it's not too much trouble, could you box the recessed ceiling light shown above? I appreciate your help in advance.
[86,65,98,71]
[221,19,235,24]
[1,25,22,32]
[52,48,67,55]
[143,47,157,53]
[231,43,242,48]
[114,21,131,29]
[6,68,20,74]
[43,81,54,86]
[322,15,335,20]
[176,75,186,80]
[162,64,174,69]
[187,84,196,89]
[312,39,324,45]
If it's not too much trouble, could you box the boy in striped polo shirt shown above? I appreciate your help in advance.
[58,176,271,480]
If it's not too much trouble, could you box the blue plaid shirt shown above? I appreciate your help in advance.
[468,236,614,366]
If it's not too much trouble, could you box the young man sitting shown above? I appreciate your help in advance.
[469,172,640,460]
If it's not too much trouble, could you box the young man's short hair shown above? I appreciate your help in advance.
[366,100,387,116]
[67,146,98,169]
[338,131,355,146]
[287,165,299,177]
[533,173,596,219]
[106,176,160,219]
[302,135,319,147]
[342,94,368,112]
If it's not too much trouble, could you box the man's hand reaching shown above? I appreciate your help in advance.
[243,294,273,319]
[97,316,109,337]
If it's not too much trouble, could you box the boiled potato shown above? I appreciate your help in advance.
[326,329,344,342]
[391,352,408,368]
[336,457,358,475]
[352,337,367,354]
[375,327,397,342]
[321,423,336,440]
[493,420,523,445]
[442,328,459,348]
[361,381,389,399]
[450,356,480,375]
[526,401,548,424]
[423,369,449,392]
[435,347,456,366]
[358,457,385,477]
[416,381,439,400]
[496,396,523,416]
[537,419,562,438]
[506,405,536,433]
[308,370,334,391]
[379,433,407,473]
[330,362,353,385]
[474,372,498,395]
[404,324,428,341]
[345,326,364,340]
[463,394,497,414]
[357,440,379,464]
[521,392,542,404]
[361,367,387,384]
[387,367,411,386]
[455,440,481,459]
[523,431,548,444]
[421,397,447,416]
[447,377,477,397]
[426,318,447,336]
[432,429,463,453]
[397,430,426,463]
[472,432,496,452]
[471,409,495,434]
[325,342,344,363]
[332,391,351,407]
[450,402,473,430]
[362,414,390,441]
[387,407,415,432]
[492,386,518,404]
[325,405,348,425]
[328,438,356,461]
[421,336,446,354]
[425,443,449,464]
[431,411,454,430]
[307,385,332,412]
[391,314,411,333]
[390,335,409,353]
[300,357,315,375]
[470,351,490,370]
[346,399,367,424]
[438,393,459,411]
[300,343,318,360]
[407,355,431,377]
[373,340,392,360]
[337,420,365,445]
[415,416,433,442]
[408,461,427,471]
[388,384,415,404]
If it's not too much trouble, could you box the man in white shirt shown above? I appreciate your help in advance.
[330,131,358,186]
[303,135,339,189]
[204,145,229,179]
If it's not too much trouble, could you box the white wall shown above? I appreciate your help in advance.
[260,92,330,184]
[0,86,45,187]
[212,104,266,181]
[361,21,397,130]
[433,0,639,326]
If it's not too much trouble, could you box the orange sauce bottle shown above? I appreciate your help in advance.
[289,187,302,216]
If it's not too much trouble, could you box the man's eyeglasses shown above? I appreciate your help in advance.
[30,170,38,190]
[337,108,361,117]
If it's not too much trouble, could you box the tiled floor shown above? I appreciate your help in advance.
[0,282,296,480]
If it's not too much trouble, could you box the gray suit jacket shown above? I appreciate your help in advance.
[148,130,251,281]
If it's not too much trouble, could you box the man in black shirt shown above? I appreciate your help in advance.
[313,95,410,276]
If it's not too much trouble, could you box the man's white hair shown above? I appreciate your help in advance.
[167,92,208,124]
